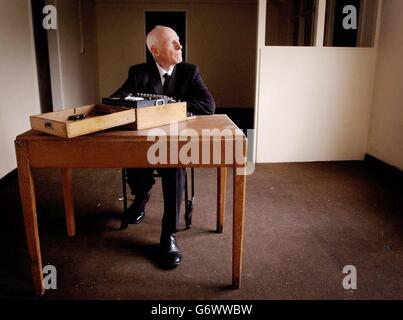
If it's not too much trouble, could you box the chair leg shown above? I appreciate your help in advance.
[184,168,195,229]
[184,169,191,229]
[121,168,128,229]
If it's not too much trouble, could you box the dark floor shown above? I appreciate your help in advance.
[1,161,402,300]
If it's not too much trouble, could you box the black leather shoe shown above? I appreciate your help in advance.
[126,192,150,224]
[127,207,145,224]
[160,233,183,268]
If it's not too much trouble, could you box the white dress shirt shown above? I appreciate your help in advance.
[155,62,174,86]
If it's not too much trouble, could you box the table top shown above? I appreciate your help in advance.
[17,115,245,142]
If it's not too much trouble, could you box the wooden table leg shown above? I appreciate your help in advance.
[62,168,75,237]
[232,165,246,288]
[217,167,227,233]
[15,141,45,295]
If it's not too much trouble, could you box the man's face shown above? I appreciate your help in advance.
[153,28,183,69]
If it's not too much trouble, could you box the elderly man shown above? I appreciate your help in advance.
[111,26,215,267]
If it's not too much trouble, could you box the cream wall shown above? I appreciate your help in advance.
[47,0,99,110]
[254,0,380,163]
[0,0,41,178]
[256,47,377,162]
[367,0,403,171]
[95,0,257,108]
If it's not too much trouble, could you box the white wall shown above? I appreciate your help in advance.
[255,0,379,163]
[48,0,99,110]
[367,0,403,171]
[256,47,377,162]
[0,0,41,178]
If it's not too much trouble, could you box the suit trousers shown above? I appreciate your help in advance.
[126,168,186,234]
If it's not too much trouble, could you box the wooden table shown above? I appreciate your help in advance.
[15,115,247,295]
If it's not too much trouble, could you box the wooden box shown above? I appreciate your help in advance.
[124,101,187,130]
[30,102,188,138]
[30,104,136,138]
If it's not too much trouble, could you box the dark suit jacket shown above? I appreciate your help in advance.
[111,62,215,115]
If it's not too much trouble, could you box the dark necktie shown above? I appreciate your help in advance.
[163,73,170,95]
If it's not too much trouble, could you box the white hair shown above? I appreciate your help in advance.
[146,25,173,54]
[146,26,176,54]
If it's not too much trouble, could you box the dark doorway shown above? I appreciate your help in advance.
[145,11,186,64]
[31,0,53,113]
[332,0,360,47]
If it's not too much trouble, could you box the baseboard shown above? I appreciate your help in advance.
[364,154,403,179]
[0,168,17,186]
